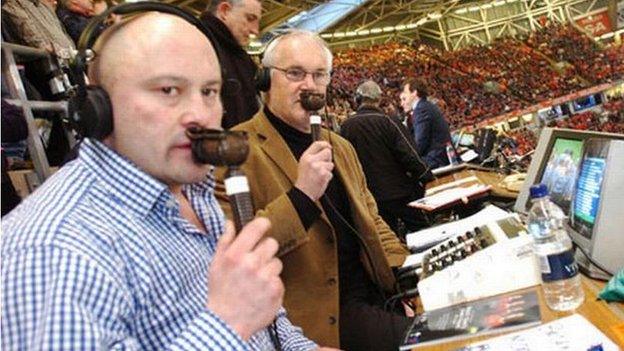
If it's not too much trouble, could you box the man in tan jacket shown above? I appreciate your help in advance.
[216,30,412,351]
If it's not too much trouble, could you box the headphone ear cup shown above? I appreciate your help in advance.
[67,86,113,140]
[254,67,271,92]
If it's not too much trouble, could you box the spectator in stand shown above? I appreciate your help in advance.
[56,0,112,44]
[2,0,74,52]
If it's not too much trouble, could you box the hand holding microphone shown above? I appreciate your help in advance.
[187,128,284,348]
[295,91,333,201]
[295,141,334,201]
[300,90,326,142]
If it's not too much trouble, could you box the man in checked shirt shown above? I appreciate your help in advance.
[1,11,337,351]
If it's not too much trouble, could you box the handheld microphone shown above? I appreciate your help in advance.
[186,127,253,232]
[187,127,283,350]
[300,91,326,142]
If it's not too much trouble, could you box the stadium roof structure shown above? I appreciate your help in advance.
[170,0,615,51]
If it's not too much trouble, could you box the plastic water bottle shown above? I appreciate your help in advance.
[446,142,460,165]
[527,184,584,311]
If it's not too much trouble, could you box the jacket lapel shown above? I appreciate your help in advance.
[252,111,300,185]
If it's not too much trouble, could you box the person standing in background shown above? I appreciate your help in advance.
[401,78,452,169]
[341,80,431,238]
[200,0,261,129]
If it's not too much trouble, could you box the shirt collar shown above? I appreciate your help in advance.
[412,97,421,110]
[79,138,215,219]
[356,105,384,114]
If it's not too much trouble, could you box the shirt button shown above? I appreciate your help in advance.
[165,199,176,208]
[328,316,337,325]
[327,277,337,285]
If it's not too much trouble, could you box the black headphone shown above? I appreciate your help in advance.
[67,2,221,140]
[253,32,287,93]
[254,66,271,92]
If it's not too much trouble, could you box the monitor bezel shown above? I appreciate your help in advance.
[513,128,624,215]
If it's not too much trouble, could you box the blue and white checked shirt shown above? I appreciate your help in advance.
[1,139,317,351]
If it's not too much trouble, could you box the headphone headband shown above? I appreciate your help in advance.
[68,2,221,140]
[77,2,219,55]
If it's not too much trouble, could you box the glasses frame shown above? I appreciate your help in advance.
[270,66,332,86]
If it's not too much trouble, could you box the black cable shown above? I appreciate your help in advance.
[570,238,614,279]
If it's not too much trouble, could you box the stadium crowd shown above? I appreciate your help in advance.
[526,23,624,84]
[328,23,623,131]
[1,8,622,167]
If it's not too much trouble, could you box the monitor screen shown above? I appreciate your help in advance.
[539,138,584,213]
[508,118,520,130]
[459,133,474,146]
[572,95,597,112]
[571,139,609,240]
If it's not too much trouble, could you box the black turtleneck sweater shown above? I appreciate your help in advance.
[265,107,380,304]
[199,13,259,129]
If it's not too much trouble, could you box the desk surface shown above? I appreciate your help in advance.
[412,276,624,350]
[427,168,518,199]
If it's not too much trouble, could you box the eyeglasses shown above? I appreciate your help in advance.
[270,66,331,86]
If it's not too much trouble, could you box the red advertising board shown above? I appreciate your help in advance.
[575,10,613,37]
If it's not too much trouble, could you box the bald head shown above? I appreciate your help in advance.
[85,11,224,188]
[89,13,219,89]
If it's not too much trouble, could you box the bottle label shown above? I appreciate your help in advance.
[539,248,579,282]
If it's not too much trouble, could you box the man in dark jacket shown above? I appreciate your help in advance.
[200,0,260,129]
[341,80,431,237]
[401,78,452,169]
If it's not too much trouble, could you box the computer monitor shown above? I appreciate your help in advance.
[572,94,598,112]
[508,117,520,130]
[569,138,624,279]
[514,128,624,215]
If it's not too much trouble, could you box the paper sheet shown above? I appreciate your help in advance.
[457,314,619,351]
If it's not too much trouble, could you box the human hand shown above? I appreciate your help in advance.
[207,218,284,340]
[294,141,333,201]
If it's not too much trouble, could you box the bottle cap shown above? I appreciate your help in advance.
[529,183,548,199]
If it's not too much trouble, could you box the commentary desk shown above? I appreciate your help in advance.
[414,166,623,349]
[418,166,518,220]
[411,276,624,350]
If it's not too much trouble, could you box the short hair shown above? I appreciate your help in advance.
[404,78,429,99]
[204,0,243,15]
[356,80,382,104]
[261,29,333,71]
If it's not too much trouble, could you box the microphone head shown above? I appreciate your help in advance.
[186,127,249,166]
[300,91,326,111]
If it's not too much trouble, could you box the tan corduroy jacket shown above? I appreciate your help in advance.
[215,110,409,347]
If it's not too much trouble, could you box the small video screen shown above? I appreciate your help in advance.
[540,138,584,213]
